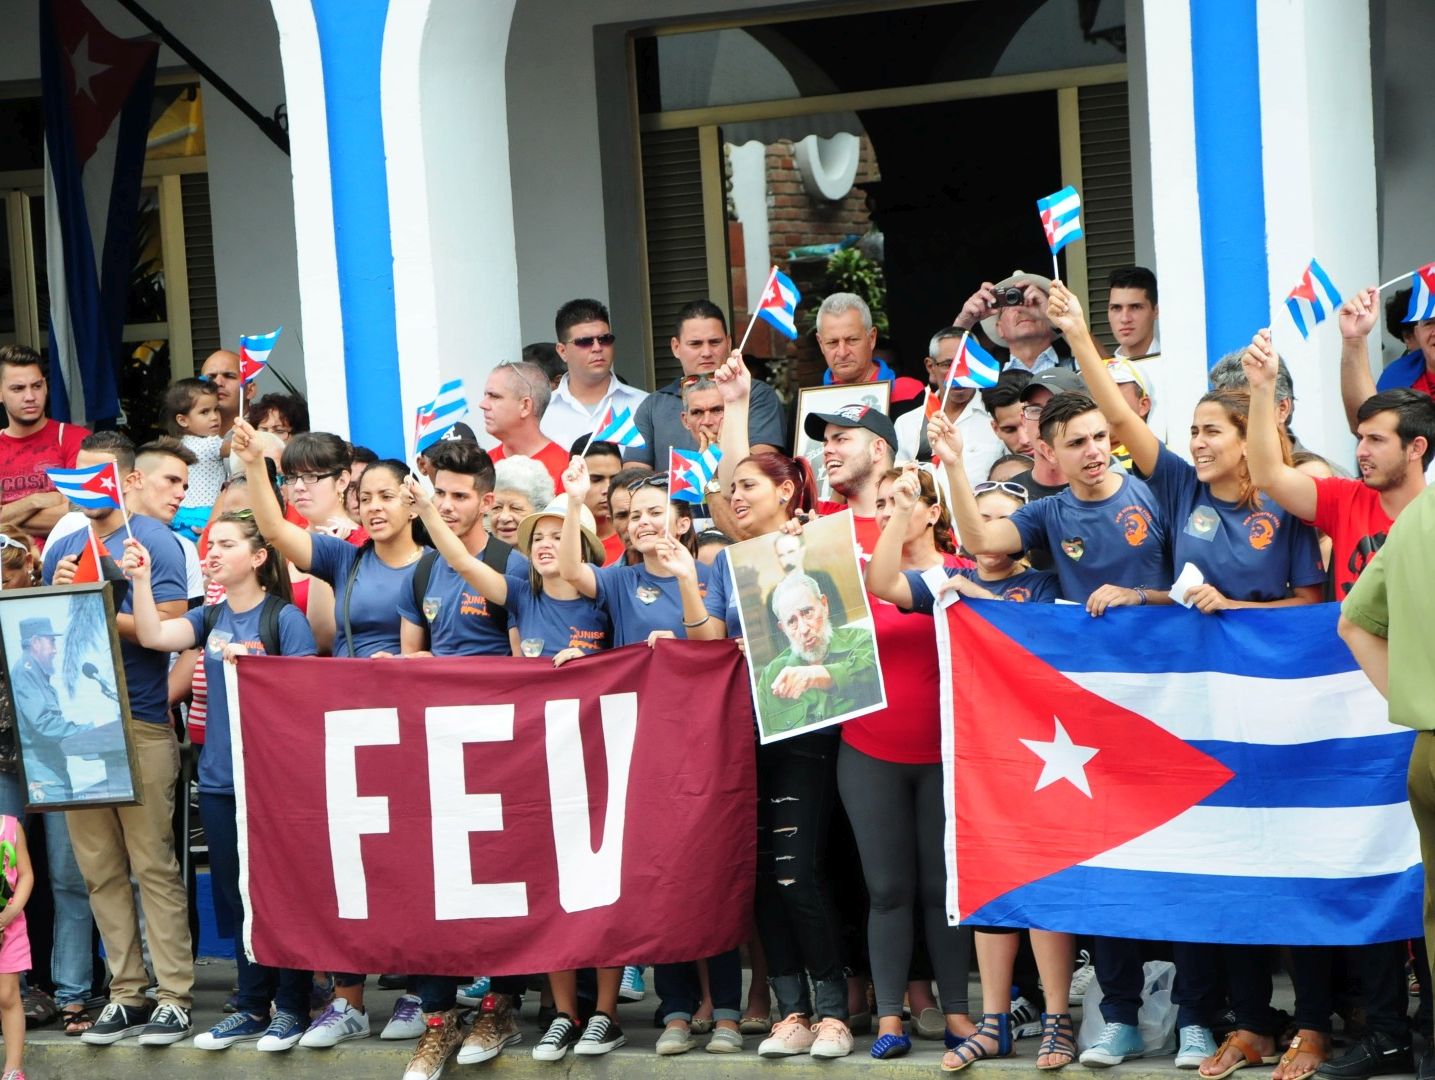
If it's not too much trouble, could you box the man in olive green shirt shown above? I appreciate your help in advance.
[1340,482,1435,1080]
[756,574,882,739]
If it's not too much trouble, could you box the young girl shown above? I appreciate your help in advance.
[123,515,316,1054]
[0,809,34,1080]
[167,378,226,539]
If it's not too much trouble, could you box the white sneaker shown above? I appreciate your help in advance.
[299,997,371,1048]
[256,1010,305,1052]
[381,995,426,1040]
[1070,949,1096,999]
[809,1017,853,1059]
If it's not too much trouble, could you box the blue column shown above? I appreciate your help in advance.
[1190,0,1269,366]
[310,0,402,456]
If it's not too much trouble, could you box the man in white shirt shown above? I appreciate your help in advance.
[540,298,647,449]
[895,327,1004,487]
[953,271,1072,376]
[1107,266,1160,360]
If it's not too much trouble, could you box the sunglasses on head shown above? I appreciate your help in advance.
[626,475,669,493]
[568,333,616,349]
[973,480,1029,502]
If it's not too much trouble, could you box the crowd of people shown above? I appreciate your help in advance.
[0,264,1427,1080]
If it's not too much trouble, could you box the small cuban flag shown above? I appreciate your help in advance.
[1284,259,1343,339]
[1036,186,1084,255]
[592,404,645,448]
[1404,263,1435,323]
[755,267,802,340]
[669,446,722,504]
[46,462,124,510]
[414,378,470,453]
[946,334,1001,390]
[238,326,282,384]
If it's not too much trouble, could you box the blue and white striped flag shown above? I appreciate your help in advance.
[1285,259,1343,339]
[592,404,645,448]
[1037,186,1084,255]
[414,379,469,453]
[46,461,123,510]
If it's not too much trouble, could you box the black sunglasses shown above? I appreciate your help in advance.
[569,333,616,349]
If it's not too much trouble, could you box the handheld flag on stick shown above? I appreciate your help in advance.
[937,331,1002,415]
[70,527,105,585]
[737,266,802,355]
[1284,260,1343,340]
[669,446,723,504]
[1037,186,1083,279]
[1401,263,1435,323]
[47,461,133,541]
[414,378,470,454]
[590,405,646,450]
[239,327,282,385]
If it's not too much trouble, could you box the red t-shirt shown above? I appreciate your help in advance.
[841,591,942,764]
[1413,368,1435,398]
[816,500,879,554]
[601,531,626,567]
[490,441,568,494]
[1309,476,1393,598]
[0,419,90,504]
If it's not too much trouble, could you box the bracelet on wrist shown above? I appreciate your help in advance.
[1135,587,1148,606]
[682,614,710,629]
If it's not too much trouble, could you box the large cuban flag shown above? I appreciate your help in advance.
[936,600,1420,946]
[40,0,159,425]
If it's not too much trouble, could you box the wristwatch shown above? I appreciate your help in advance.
[704,479,722,496]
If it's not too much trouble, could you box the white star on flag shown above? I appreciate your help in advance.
[68,34,110,103]
[1019,717,1099,798]
[99,477,114,490]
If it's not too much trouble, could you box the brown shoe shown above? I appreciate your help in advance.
[458,994,522,1065]
[402,1010,465,1080]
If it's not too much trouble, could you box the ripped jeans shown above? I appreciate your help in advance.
[754,733,848,1022]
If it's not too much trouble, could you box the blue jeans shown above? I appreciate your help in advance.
[655,950,742,1025]
[42,811,95,1009]
[200,793,310,1016]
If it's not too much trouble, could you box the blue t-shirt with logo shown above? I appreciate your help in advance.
[702,550,742,636]
[183,600,316,794]
[902,566,1060,614]
[43,513,186,723]
[591,560,714,647]
[396,547,529,657]
[1144,443,1325,602]
[1010,472,1172,602]
[503,575,612,657]
[308,534,417,657]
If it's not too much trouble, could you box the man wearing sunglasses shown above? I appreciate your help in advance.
[541,299,649,451]
[626,299,786,469]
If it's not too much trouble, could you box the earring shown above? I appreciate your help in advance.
[779,496,788,505]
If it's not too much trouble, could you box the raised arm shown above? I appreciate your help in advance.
[232,418,315,570]
[865,465,920,608]
[558,456,599,598]
[652,535,725,640]
[1338,287,1381,434]
[1242,330,1318,521]
[121,540,199,653]
[1048,282,1159,475]
[713,350,752,489]
[927,413,1023,556]
[404,477,508,606]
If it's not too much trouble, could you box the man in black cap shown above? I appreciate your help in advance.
[1010,369,1086,502]
[9,616,82,801]
[953,271,1073,376]
[804,404,897,555]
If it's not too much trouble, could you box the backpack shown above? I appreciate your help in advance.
[201,593,288,658]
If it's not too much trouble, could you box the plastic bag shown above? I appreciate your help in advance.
[1077,959,1177,1055]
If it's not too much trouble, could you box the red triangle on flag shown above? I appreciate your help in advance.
[944,603,1233,919]
[72,528,103,584]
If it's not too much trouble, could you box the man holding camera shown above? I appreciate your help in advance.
[954,271,1073,376]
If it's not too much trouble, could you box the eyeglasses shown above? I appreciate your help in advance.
[973,480,1029,502]
[281,469,342,487]
[1021,405,1044,421]
[626,475,669,493]
[568,333,616,349]
[679,374,708,388]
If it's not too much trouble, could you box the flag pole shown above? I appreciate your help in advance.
[937,330,972,417]
[1052,251,1060,283]
[1377,269,1414,293]
[113,461,135,544]
[736,266,780,357]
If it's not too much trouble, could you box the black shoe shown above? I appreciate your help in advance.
[1417,1049,1435,1080]
[377,974,408,990]
[81,1002,154,1045]
[137,1002,192,1046]
[1317,1032,1414,1079]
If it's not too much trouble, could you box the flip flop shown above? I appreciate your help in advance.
[1274,1032,1327,1080]
[1202,1031,1280,1080]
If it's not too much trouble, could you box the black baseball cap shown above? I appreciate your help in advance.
[1018,368,1087,402]
[804,404,898,448]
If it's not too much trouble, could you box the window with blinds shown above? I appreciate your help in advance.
[1077,81,1136,348]
[181,171,220,363]
[641,128,710,389]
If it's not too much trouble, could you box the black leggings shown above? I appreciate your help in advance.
[836,742,971,1017]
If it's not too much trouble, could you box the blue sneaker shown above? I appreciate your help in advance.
[194,1011,268,1050]
[618,966,646,1002]
[257,1010,306,1052]
[456,977,491,1007]
[871,1033,912,1059]
[1079,1022,1145,1067]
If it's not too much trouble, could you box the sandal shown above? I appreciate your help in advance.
[739,1013,772,1035]
[942,1012,1012,1072]
[1274,1031,1327,1080]
[1201,1031,1279,1080]
[1037,1012,1077,1071]
[61,1005,92,1036]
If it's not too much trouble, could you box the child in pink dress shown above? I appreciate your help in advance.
[0,814,33,1080]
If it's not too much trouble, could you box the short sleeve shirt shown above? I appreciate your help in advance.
[489,442,568,494]
[1145,444,1325,601]
[1009,472,1171,601]
[42,513,186,722]
[0,420,89,505]
[307,534,417,657]
[183,601,316,793]
[503,577,612,657]
[903,566,1060,613]
[396,547,528,657]
[1309,476,1395,598]
[591,560,713,647]
[179,434,226,508]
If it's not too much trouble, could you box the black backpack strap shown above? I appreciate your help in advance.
[410,549,440,650]
[482,533,512,573]
[259,594,286,657]
[202,601,221,642]
[340,542,370,658]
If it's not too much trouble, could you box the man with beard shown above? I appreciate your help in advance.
[756,574,881,740]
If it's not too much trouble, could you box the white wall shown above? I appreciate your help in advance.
[1,0,306,393]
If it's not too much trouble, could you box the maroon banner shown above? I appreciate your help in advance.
[229,641,755,976]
